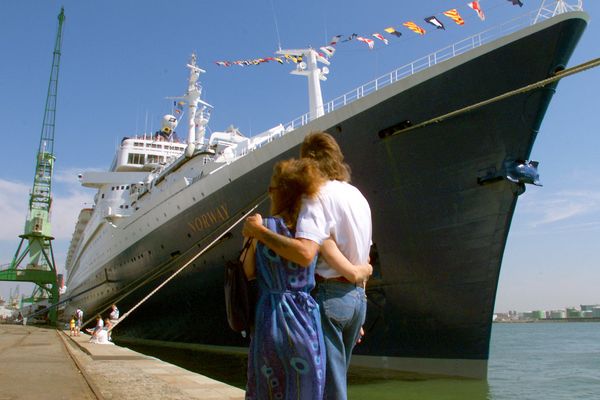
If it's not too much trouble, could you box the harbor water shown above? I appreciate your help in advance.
[120,322,600,399]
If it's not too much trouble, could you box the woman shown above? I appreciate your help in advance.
[242,158,371,400]
[87,314,105,343]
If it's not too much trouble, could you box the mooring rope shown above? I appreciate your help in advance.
[108,194,269,332]
[81,197,265,329]
[387,57,600,138]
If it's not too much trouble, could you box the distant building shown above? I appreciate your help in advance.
[520,312,531,320]
[531,310,545,319]
[494,313,510,321]
[582,311,594,318]
[566,308,582,318]
[549,310,566,319]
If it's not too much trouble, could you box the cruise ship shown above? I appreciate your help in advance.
[63,3,589,378]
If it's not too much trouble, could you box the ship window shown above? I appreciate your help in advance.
[147,154,162,164]
[126,185,129,190]
[128,153,145,165]
[121,186,124,190]
[101,194,105,198]
[111,187,115,191]
[134,142,143,147]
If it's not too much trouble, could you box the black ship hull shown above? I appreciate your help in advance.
[65,12,588,378]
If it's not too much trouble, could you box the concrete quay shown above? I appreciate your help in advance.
[0,324,245,400]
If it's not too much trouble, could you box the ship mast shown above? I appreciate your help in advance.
[276,48,330,121]
[171,54,213,158]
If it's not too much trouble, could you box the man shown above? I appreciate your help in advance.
[108,304,119,341]
[243,131,372,400]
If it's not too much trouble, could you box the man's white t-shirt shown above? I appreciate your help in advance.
[295,180,372,278]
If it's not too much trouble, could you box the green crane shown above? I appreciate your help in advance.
[0,8,65,325]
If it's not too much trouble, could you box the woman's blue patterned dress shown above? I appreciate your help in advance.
[246,217,326,400]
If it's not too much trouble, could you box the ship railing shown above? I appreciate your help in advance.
[535,0,583,22]
[282,1,583,132]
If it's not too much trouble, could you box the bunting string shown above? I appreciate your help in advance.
[214,0,526,67]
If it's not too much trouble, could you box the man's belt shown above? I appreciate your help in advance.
[315,275,352,284]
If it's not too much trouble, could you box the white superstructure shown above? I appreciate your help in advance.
[64,55,289,297]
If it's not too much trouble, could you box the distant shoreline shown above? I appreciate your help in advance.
[494,318,600,323]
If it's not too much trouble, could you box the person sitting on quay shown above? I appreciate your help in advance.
[86,314,104,340]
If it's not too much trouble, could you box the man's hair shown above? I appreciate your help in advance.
[270,158,325,227]
[300,132,351,182]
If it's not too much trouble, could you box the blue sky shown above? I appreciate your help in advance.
[0,0,598,312]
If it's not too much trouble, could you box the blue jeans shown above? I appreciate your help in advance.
[314,281,367,400]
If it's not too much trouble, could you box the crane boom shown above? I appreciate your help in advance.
[0,8,66,325]
[28,7,65,231]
